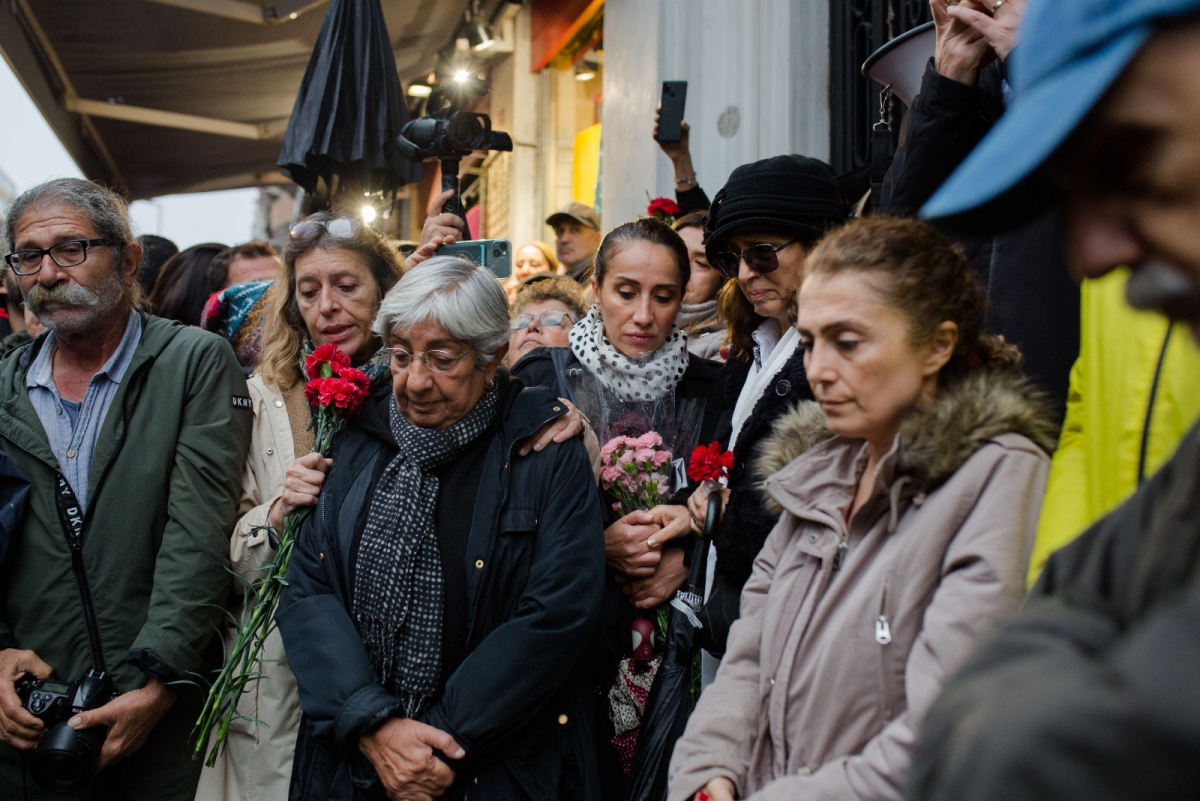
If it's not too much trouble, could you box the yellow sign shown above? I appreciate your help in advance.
[572,123,601,208]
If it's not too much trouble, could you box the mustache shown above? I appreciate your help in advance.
[23,281,103,311]
[1125,258,1200,324]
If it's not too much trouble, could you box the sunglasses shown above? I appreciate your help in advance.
[510,310,575,331]
[289,218,362,239]
[712,240,798,280]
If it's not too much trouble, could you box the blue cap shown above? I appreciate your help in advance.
[922,0,1200,233]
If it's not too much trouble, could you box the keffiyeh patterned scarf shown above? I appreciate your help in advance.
[201,279,274,369]
[352,383,500,716]
[568,306,690,402]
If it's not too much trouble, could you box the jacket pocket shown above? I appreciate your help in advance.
[490,508,538,618]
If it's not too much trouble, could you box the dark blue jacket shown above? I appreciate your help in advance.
[276,374,606,800]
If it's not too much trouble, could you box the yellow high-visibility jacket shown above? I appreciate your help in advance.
[1029,268,1200,586]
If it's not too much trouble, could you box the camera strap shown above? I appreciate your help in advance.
[52,474,107,673]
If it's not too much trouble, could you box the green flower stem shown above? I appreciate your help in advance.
[191,410,346,765]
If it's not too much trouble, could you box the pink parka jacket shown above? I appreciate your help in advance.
[668,371,1055,801]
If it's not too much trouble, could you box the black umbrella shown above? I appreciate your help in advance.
[624,492,723,801]
[278,0,422,197]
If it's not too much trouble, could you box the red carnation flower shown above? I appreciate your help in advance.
[305,342,352,381]
[305,372,368,415]
[336,365,371,394]
[646,197,680,221]
[687,441,734,484]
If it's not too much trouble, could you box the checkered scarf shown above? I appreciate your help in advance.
[352,383,500,715]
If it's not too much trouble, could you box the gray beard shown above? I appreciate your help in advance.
[1125,257,1200,326]
[24,273,127,335]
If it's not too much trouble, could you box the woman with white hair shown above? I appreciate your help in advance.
[276,256,606,800]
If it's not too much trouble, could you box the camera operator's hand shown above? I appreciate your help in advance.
[654,112,698,190]
[359,718,463,800]
[269,451,332,531]
[931,0,993,85]
[605,511,663,577]
[0,648,52,750]
[69,676,175,771]
[945,0,1027,62]
[420,189,465,248]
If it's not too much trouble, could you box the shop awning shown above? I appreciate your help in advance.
[0,0,468,200]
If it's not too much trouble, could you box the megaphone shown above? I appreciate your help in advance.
[861,21,935,107]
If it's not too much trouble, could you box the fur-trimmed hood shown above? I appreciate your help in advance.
[757,370,1057,512]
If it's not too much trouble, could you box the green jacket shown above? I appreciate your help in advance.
[0,314,252,692]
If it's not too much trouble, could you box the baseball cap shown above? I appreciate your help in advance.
[922,0,1200,236]
[546,202,600,231]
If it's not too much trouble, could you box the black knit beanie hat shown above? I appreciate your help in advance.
[703,155,848,264]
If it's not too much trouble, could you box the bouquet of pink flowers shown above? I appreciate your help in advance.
[599,432,673,515]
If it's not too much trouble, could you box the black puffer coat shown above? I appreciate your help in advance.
[276,374,605,801]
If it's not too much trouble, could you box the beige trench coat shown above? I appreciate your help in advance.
[668,372,1054,801]
[196,374,310,801]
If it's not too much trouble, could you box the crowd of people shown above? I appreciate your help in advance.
[1,0,1200,799]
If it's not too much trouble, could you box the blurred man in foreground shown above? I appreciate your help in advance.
[909,0,1200,798]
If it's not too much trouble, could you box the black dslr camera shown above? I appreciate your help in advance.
[16,670,118,793]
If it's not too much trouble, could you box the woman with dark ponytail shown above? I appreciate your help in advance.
[669,216,1055,801]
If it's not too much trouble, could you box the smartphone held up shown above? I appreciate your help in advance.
[436,239,512,280]
[655,81,688,143]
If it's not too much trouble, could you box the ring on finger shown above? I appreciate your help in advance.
[991,0,1007,10]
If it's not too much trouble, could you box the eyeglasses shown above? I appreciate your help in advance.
[289,218,361,239]
[388,346,470,373]
[712,240,798,279]
[510,310,575,331]
[4,238,116,275]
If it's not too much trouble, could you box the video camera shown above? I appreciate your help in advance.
[395,73,512,240]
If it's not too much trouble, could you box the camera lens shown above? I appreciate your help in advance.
[30,724,104,794]
[493,247,503,258]
[446,113,487,150]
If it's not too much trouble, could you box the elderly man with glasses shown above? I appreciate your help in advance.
[0,178,251,800]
